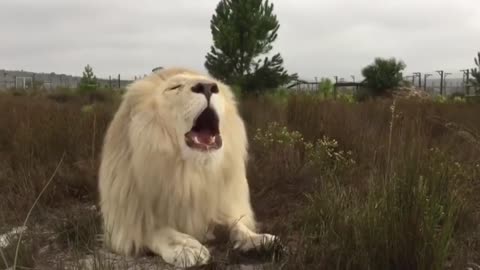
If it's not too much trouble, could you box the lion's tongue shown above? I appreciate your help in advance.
[193,131,215,145]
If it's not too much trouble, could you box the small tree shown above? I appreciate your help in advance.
[78,64,98,100]
[318,78,333,98]
[470,52,480,93]
[205,0,297,93]
[361,57,406,97]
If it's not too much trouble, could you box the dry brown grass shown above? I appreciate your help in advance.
[0,91,479,269]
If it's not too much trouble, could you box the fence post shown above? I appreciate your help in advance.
[423,74,432,92]
[461,69,470,95]
[436,70,444,96]
[333,76,338,99]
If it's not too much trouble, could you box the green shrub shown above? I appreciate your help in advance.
[252,122,355,182]
[452,96,466,103]
[337,93,356,103]
[304,136,355,178]
[317,78,334,98]
[433,95,447,103]
[361,57,407,97]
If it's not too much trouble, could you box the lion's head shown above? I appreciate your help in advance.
[162,72,225,152]
[122,68,242,164]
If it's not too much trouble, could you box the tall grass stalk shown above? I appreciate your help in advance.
[386,98,396,178]
[0,248,9,269]
[13,152,65,270]
[91,111,97,166]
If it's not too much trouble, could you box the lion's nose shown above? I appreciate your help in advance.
[191,82,219,102]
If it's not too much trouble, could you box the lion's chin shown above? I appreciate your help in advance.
[184,107,223,152]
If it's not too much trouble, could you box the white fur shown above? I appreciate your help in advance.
[98,67,277,268]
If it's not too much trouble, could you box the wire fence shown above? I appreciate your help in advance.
[2,69,478,97]
[0,69,139,90]
[293,71,477,97]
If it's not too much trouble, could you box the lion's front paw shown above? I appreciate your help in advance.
[233,233,279,252]
[162,237,211,268]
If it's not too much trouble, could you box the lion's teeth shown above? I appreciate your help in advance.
[209,136,215,144]
[193,136,200,144]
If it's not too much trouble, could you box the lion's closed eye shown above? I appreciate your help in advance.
[165,84,183,91]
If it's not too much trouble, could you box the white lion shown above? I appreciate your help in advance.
[98,67,277,268]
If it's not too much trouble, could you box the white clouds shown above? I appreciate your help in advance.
[1,0,479,80]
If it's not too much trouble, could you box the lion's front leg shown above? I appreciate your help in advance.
[228,219,278,252]
[147,227,211,268]
[217,174,279,252]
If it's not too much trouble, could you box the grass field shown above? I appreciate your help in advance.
[0,90,479,270]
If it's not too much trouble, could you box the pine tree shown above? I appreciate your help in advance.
[78,64,98,92]
[205,0,297,93]
[470,52,480,93]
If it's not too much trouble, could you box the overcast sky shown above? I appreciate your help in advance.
[1,0,479,80]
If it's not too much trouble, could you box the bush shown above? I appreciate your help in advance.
[361,57,407,97]
[317,78,334,98]
[337,92,355,103]
[253,122,356,182]
[433,95,447,103]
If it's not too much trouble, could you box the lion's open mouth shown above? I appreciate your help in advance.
[185,107,222,151]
